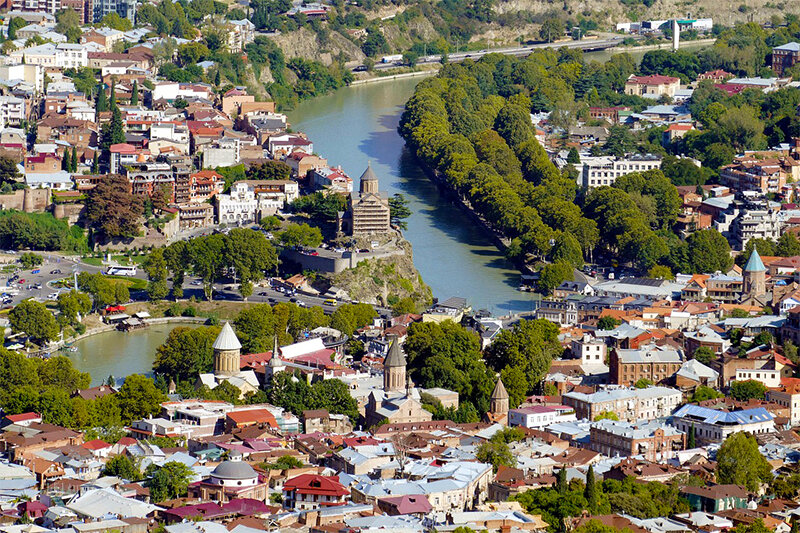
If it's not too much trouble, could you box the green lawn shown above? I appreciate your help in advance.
[82,255,148,267]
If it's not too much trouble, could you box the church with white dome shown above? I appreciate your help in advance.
[196,322,261,399]
[188,451,269,502]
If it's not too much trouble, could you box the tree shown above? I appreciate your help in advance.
[153,326,220,382]
[7,17,26,40]
[476,440,515,472]
[388,194,412,231]
[776,232,800,257]
[730,379,767,401]
[130,80,139,106]
[246,160,292,181]
[95,83,108,112]
[19,252,42,269]
[715,105,767,152]
[585,464,598,513]
[116,374,166,424]
[594,411,619,421]
[537,261,574,295]
[146,461,193,502]
[634,378,653,388]
[0,156,21,185]
[716,432,772,491]
[9,300,59,345]
[62,147,72,173]
[551,233,583,268]
[556,467,568,494]
[539,17,563,42]
[277,223,322,248]
[597,316,621,331]
[687,423,696,448]
[648,265,674,280]
[101,12,132,31]
[100,106,125,155]
[57,290,92,326]
[55,8,81,38]
[693,346,716,365]
[686,229,733,273]
[567,147,580,164]
[85,175,144,239]
[103,454,141,481]
[71,146,78,172]
[143,248,169,301]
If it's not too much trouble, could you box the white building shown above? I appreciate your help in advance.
[670,404,774,444]
[766,383,800,426]
[228,19,255,52]
[151,82,214,102]
[508,405,576,429]
[0,96,25,127]
[0,63,43,93]
[570,334,607,367]
[734,368,781,388]
[9,42,87,69]
[731,208,783,250]
[562,386,683,422]
[575,154,662,188]
[215,180,299,224]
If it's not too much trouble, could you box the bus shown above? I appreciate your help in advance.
[105,266,137,277]
[323,299,338,307]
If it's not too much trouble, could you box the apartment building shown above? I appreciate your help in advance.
[588,419,685,462]
[772,42,800,77]
[9,43,87,69]
[216,180,299,224]
[720,158,789,194]
[575,154,662,188]
[766,379,800,426]
[671,404,774,444]
[624,75,680,98]
[0,96,25,127]
[508,405,576,429]
[610,345,684,386]
[561,386,683,422]
[570,335,607,367]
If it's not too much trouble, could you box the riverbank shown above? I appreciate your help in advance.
[612,37,716,54]
[350,69,437,86]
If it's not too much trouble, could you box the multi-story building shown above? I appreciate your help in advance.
[588,419,685,461]
[772,42,800,77]
[730,208,783,250]
[561,386,682,422]
[283,474,350,510]
[670,404,774,444]
[176,203,214,231]
[0,96,25,127]
[575,154,662,188]
[9,43,87,69]
[720,158,788,194]
[12,0,59,15]
[227,19,255,52]
[570,335,607,367]
[610,346,684,386]
[766,379,800,426]
[311,166,353,194]
[508,405,576,429]
[215,180,299,224]
[124,162,174,201]
[92,0,135,23]
[624,75,680,98]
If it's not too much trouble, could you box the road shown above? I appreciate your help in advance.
[2,254,392,319]
[364,37,627,71]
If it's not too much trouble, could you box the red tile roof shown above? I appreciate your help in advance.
[5,412,41,423]
[628,75,680,85]
[81,439,111,450]
[226,409,278,428]
[283,474,349,497]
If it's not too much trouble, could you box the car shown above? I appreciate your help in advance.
[50,269,61,274]
[310,251,319,256]
[48,292,59,300]
[268,298,276,303]
[17,279,24,284]
[191,280,203,286]
[297,301,307,308]
[289,297,297,303]
[259,291,268,296]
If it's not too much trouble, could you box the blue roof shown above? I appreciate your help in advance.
[775,42,800,52]
[744,249,766,272]
[673,404,773,424]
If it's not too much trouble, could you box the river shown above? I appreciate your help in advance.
[289,43,712,313]
[69,323,199,385]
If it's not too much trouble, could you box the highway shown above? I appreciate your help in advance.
[364,37,627,71]
[1,253,392,319]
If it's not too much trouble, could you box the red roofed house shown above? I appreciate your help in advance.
[625,75,680,98]
[267,134,313,158]
[377,495,432,517]
[25,153,60,174]
[2,412,42,427]
[697,69,733,83]
[285,151,328,181]
[224,408,279,432]
[81,439,113,458]
[282,473,349,510]
[187,170,225,203]
[109,143,139,174]
[663,123,694,144]
[310,166,353,194]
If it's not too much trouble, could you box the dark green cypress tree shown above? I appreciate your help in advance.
[95,84,108,112]
[91,154,99,173]
[585,464,597,513]
[130,80,138,106]
[556,467,567,494]
[109,79,116,109]
[214,68,221,86]
[62,149,71,172]
[688,423,696,448]
[71,146,78,172]
[110,106,125,145]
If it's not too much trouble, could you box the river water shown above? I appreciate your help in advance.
[69,323,199,385]
[290,77,541,315]
[288,43,711,314]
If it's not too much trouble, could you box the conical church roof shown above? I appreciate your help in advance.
[743,248,766,272]
[213,321,241,351]
[384,338,406,368]
[359,162,378,183]
[491,377,509,400]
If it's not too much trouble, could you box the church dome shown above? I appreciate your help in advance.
[213,322,242,351]
[211,460,256,480]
